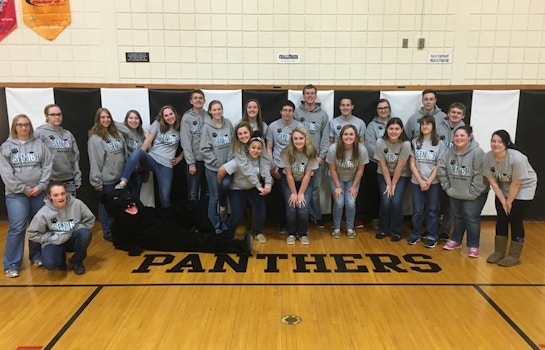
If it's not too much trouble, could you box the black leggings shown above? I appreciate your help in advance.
[495,197,531,242]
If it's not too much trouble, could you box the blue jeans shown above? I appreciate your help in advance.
[98,183,116,239]
[329,177,358,230]
[121,149,173,207]
[309,163,324,221]
[187,161,209,207]
[281,176,314,237]
[3,192,45,271]
[128,171,145,200]
[41,227,92,270]
[377,175,409,235]
[226,188,266,235]
[449,192,488,248]
[205,168,222,231]
[410,182,441,241]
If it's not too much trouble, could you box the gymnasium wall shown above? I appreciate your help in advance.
[1,0,545,85]
[0,87,543,220]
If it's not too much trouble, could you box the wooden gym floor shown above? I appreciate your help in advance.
[1,220,544,350]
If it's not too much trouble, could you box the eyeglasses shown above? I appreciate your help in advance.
[15,123,30,128]
[47,113,62,117]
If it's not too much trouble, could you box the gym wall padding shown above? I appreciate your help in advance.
[0,88,543,220]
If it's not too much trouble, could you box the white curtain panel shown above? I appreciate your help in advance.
[471,90,520,215]
[287,89,336,120]
[6,88,55,128]
[201,89,242,125]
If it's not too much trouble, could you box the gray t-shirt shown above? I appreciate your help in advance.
[148,121,180,168]
[326,143,369,182]
[280,150,319,182]
[410,138,445,184]
[266,119,302,167]
[483,149,537,200]
[375,138,411,177]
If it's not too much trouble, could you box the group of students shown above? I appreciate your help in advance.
[1,88,538,278]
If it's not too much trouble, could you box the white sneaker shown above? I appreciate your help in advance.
[332,229,341,239]
[286,235,296,245]
[300,236,310,245]
[256,233,267,243]
[347,229,356,239]
[33,259,43,267]
[5,269,19,278]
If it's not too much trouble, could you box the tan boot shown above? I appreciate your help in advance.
[486,236,508,263]
[498,241,523,267]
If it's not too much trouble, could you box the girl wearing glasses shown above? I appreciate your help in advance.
[0,115,52,278]
[35,104,82,197]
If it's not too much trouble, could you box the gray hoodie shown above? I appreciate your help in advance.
[435,116,465,149]
[87,134,126,188]
[0,136,52,195]
[35,124,82,185]
[180,108,210,165]
[200,116,234,171]
[27,194,95,247]
[295,103,330,159]
[438,139,488,200]
[365,116,389,162]
[406,106,447,140]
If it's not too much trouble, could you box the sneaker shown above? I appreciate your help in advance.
[300,236,310,245]
[375,232,388,239]
[314,219,325,229]
[256,233,267,243]
[73,264,86,275]
[219,206,228,220]
[354,219,364,229]
[371,219,379,229]
[347,229,356,239]
[391,234,402,242]
[439,232,450,241]
[443,240,462,250]
[33,259,43,267]
[407,237,421,245]
[332,229,341,239]
[286,235,296,245]
[424,239,437,248]
[468,247,479,258]
[279,227,288,235]
[5,269,19,278]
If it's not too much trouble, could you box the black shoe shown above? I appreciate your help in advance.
[244,234,253,254]
[406,237,421,245]
[103,235,113,242]
[424,239,437,248]
[314,219,325,228]
[375,232,388,239]
[439,232,450,241]
[391,234,402,242]
[73,264,86,275]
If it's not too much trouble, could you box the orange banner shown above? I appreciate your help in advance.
[22,0,71,41]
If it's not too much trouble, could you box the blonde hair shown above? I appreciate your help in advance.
[285,126,317,164]
[10,114,34,139]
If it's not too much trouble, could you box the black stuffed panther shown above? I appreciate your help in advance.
[102,189,252,256]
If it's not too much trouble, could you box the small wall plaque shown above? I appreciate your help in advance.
[125,52,150,62]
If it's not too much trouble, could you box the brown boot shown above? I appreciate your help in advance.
[498,241,523,267]
[486,236,508,263]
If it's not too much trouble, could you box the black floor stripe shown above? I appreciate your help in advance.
[44,286,103,350]
[2,282,545,288]
[474,285,539,350]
